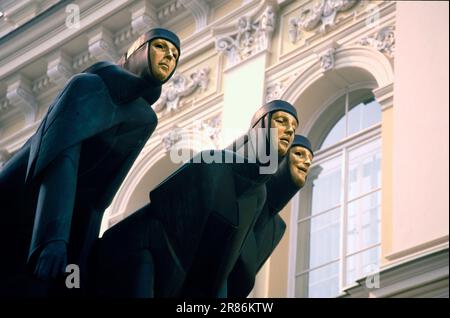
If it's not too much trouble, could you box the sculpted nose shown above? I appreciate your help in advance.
[166,49,175,60]
[285,123,294,135]
[304,156,311,166]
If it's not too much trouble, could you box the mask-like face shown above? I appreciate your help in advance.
[289,146,313,188]
[270,111,298,157]
[149,38,179,82]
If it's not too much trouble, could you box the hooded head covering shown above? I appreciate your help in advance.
[290,134,314,157]
[265,134,314,212]
[229,100,298,174]
[83,28,180,105]
[250,100,298,128]
[121,28,180,85]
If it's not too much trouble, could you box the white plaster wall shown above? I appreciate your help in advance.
[392,1,449,257]
[222,52,267,145]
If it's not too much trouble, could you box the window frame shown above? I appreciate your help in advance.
[288,121,382,298]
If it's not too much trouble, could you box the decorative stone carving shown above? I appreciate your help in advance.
[32,75,52,94]
[157,0,184,20]
[319,47,336,72]
[360,26,395,58]
[161,125,185,151]
[6,74,37,124]
[180,0,210,31]
[72,51,95,71]
[114,25,135,48]
[265,70,303,103]
[196,115,222,147]
[288,0,359,43]
[47,50,73,88]
[215,4,277,67]
[257,5,276,52]
[0,98,11,113]
[161,115,222,152]
[265,82,284,102]
[88,26,118,62]
[130,0,159,36]
[153,67,210,115]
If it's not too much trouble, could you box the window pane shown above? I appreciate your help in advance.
[347,139,381,200]
[310,155,342,215]
[362,100,381,129]
[346,191,381,255]
[294,88,382,298]
[347,89,381,136]
[320,93,380,150]
[319,95,346,150]
[296,208,340,273]
[295,261,339,298]
[321,117,345,149]
[347,102,363,137]
[346,246,380,286]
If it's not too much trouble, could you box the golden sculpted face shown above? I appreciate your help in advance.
[289,146,313,188]
[270,111,298,157]
[149,39,179,82]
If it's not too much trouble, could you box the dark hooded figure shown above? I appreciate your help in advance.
[93,100,298,298]
[0,28,180,295]
[226,135,314,297]
[230,100,299,174]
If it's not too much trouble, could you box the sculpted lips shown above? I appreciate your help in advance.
[297,165,308,174]
[280,136,291,146]
[159,62,169,71]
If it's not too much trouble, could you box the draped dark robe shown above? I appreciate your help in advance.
[0,62,160,295]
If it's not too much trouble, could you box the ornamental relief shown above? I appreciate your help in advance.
[153,67,211,116]
[215,4,277,67]
[288,0,359,44]
[280,0,365,57]
[359,26,395,59]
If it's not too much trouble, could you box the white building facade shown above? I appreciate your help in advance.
[0,0,448,298]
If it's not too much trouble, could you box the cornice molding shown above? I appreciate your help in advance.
[340,245,449,298]
[87,25,118,62]
[157,0,184,21]
[130,0,159,36]
[0,120,40,152]
[180,0,210,32]
[5,74,37,124]
[0,97,12,113]
[372,82,393,111]
[46,50,73,88]
[72,50,95,72]
[32,74,52,94]
[0,0,129,79]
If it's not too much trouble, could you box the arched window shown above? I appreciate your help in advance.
[293,88,382,298]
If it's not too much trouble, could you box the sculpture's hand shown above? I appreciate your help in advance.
[34,240,67,281]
